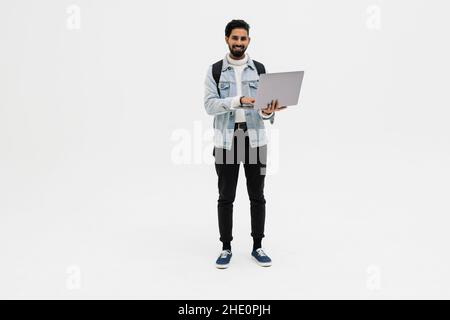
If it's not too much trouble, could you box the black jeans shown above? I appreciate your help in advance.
[213,122,268,244]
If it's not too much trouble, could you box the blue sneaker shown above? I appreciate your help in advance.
[251,248,272,267]
[215,250,232,269]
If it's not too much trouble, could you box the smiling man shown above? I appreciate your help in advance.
[204,19,286,269]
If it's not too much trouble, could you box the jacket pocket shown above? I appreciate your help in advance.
[218,81,231,98]
[249,81,259,88]
[248,80,259,97]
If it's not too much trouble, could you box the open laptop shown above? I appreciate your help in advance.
[238,71,304,109]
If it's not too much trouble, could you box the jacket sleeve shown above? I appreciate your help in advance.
[259,109,275,122]
[204,65,235,116]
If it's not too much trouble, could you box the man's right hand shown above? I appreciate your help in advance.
[240,96,255,105]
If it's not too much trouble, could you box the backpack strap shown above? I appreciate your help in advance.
[212,60,223,95]
[252,59,266,75]
[212,58,266,95]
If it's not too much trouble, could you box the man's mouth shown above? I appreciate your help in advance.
[234,47,243,50]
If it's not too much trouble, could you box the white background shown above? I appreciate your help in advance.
[1,0,450,299]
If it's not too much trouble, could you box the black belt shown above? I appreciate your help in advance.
[234,122,247,130]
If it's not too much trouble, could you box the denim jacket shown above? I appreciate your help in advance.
[204,54,275,150]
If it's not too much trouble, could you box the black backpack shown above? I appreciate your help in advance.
[212,59,266,95]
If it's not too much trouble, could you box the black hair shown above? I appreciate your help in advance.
[225,19,250,37]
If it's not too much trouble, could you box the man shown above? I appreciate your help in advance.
[204,19,286,269]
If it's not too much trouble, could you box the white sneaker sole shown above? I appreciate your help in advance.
[215,263,230,269]
[252,256,272,267]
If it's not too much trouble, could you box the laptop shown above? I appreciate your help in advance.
[238,71,304,109]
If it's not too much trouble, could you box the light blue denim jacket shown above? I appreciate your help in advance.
[204,54,275,150]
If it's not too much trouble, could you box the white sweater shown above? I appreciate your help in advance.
[227,53,271,123]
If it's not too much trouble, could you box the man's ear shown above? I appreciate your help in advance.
[225,36,229,44]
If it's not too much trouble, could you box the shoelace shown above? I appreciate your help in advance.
[220,250,231,258]
[256,248,267,256]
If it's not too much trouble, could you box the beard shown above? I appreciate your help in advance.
[229,45,246,58]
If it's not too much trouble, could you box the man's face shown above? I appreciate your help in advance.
[225,28,250,59]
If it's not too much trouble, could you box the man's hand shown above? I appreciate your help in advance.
[240,96,255,105]
[261,99,287,115]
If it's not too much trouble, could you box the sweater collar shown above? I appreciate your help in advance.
[226,53,248,66]
[222,52,256,72]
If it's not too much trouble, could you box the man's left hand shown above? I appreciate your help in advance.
[261,99,287,116]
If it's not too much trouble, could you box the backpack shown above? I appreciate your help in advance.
[212,59,266,95]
